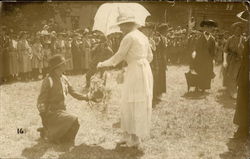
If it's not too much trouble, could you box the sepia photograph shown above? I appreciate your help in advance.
[0,0,249,159]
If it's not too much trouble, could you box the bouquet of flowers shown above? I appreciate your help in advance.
[87,70,111,112]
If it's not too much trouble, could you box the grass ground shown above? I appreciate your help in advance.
[0,65,249,159]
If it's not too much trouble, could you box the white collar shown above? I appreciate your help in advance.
[204,32,210,41]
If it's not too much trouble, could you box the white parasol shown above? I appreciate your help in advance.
[92,3,151,36]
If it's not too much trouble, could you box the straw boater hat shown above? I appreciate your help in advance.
[49,54,69,71]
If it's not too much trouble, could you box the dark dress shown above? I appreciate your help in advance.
[192,33,215,90]
[71,40,83,72]
[37,73,88,143]
[149,37,160,100]
[154,34,167,95]
[233,38,249,133]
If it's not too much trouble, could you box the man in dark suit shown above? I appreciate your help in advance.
[37,54,92,150]
[233,2,249,139]
[85,33,113,89]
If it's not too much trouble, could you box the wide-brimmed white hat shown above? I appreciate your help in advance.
[116,12,136,25]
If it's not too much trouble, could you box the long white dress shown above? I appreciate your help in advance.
[101,29,153,138]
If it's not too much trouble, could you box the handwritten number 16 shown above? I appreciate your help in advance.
[17,128,25,134]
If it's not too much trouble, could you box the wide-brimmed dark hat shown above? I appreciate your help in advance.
[236,1,249,22]
[157,23,169,33]
[200,20,218,28]
[48,54,69,71]
[237,10,249,22]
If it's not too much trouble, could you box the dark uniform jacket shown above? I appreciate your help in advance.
[37,72,88,141]
[234,38,249,131]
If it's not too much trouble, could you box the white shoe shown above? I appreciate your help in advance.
[126,136,141,148]
[115,139,127,145]
[115,135,130,145]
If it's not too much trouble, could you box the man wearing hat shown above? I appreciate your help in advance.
[232,1,249,139]
[223,22,245,99]
[153,23,168,104]
[140,22,161,107]
[190,19,217,92]
[37,54,92,148]
[85,32,113,89]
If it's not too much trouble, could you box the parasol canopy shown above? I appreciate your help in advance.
[92,3,150,36]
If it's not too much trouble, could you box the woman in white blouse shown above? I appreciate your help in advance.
[97,13,153,147]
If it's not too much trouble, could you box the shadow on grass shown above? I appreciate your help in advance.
[59,144,144,159]
[216,89,236,109]
[21,139,51,159]
[219,137,250,159]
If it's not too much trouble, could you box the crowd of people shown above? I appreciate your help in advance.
[0,19,245,84]
[0,25,124,84]
[0,19,248,103]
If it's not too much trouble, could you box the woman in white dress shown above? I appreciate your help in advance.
[97,13,153,147]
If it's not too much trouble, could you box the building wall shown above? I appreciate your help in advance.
[191,2,244,30]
